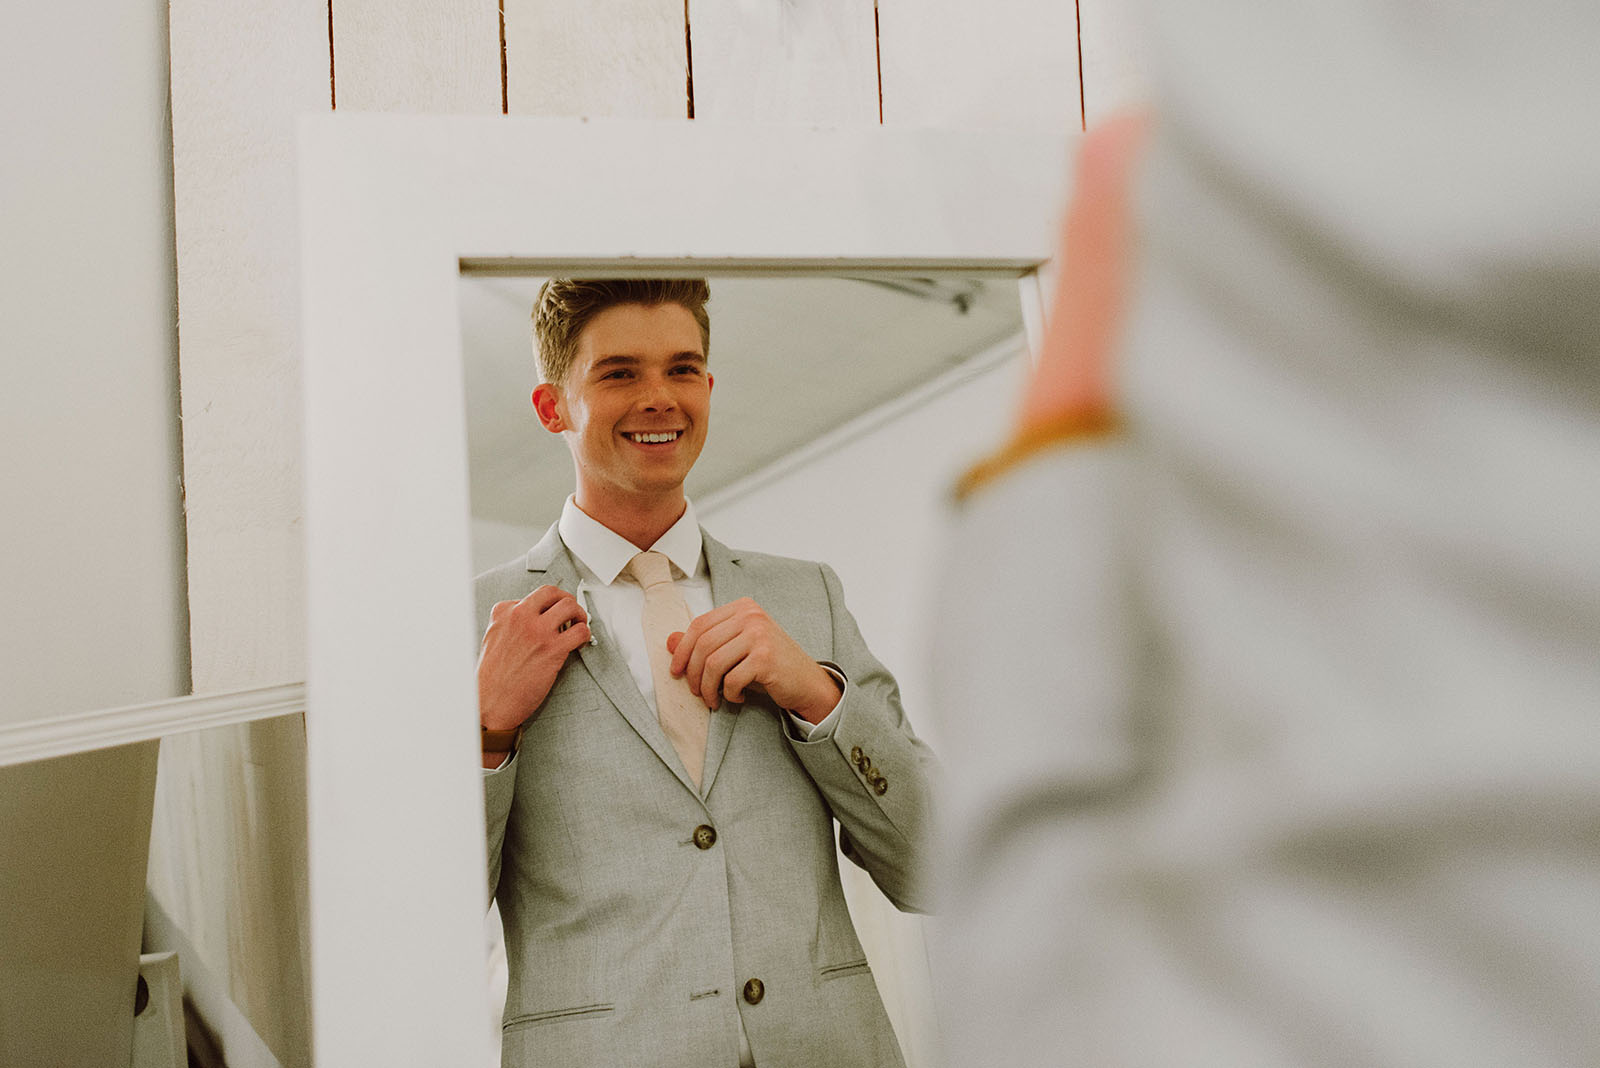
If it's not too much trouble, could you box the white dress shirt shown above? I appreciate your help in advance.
[557,496,841,741]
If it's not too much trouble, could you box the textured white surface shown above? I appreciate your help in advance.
[162,2,328,1063]
[0,2,183,1065]
[1078,0,1151,125]
[690,0,879,123]
[1,5,187,724]
[505,0,687,118]
[171,0,328,694]
[332,0,502,113]
[877,0,1080,128]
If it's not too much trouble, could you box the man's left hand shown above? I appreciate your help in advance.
[667,598,842,725]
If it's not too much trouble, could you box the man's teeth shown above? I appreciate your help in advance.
[628,432,680,443]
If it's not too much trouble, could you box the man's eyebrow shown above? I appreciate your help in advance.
[589,351,704,367]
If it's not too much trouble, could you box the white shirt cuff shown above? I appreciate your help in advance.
[787,664,847,739]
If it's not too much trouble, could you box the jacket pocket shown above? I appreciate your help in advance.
[503,1003,616,1032]
[819,957,871,981]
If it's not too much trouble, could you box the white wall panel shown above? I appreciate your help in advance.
[504,0,687,117]
[170,0,327,694]
[162,2,329,1063]
[1079,0,1151,126]
[332,0,502,113]
[877,0,1080,128]
[689,0,879,123]
[1,1,183,1063]
[1,4,187,724]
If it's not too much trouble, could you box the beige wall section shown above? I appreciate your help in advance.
[1078,0,1151,125]
[877,0,1080,127]
[504,0,687,118]
[1,6,188,723]
[170,0,328,694]
[2,0,185,1064]
[155,3,329,1065]
[331,0,502,113]
[0,745,161,1067]
[147,721,312,1066]
[689,0,879,122]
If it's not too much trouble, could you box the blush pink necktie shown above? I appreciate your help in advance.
[624,551,709,789]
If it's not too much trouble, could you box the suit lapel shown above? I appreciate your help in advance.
[699,530,754,797]
[526,525,704,799]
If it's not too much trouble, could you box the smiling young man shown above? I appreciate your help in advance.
[473,279,936,1068]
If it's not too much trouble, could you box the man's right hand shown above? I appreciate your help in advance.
[477,585,591,744]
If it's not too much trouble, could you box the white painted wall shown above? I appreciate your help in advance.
[2,5,188,723]
[472,517,547,577]
[0,2,187,1065]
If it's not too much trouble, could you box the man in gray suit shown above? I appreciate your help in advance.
[475,278,934,1068]
[931,4,1600,1064]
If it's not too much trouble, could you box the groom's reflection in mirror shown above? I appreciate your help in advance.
[472,279,939,1068]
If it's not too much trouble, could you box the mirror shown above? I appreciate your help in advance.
[299,114,1068,1064]
[458,270,1030,1064]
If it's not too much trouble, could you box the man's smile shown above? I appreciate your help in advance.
[624,430,683,444]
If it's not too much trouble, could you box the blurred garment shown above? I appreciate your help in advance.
[929,5,1600,1066]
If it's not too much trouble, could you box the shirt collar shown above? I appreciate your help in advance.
[557,496,705,585]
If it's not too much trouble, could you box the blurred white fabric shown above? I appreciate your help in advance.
[929,4,1600,1066]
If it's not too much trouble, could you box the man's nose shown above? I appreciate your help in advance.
[637,375,676,409]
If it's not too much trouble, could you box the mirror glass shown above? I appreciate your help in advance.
[455,269,1030,1064]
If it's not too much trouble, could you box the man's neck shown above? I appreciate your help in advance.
[573,490,687,551]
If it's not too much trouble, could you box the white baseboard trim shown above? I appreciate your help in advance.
[0,682,305,768]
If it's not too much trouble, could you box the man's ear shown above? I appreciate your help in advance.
[532,383,566,433]
[706,372,714,393]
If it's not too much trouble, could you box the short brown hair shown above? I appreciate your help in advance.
[532,278,712,386]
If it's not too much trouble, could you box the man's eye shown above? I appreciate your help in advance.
[671,365,703,376]
[602,369,631,380]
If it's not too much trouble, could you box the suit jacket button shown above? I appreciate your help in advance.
[871,775,888,796]
[850,746,865,768]
[742,978,765,1005]
[693,825,717,850]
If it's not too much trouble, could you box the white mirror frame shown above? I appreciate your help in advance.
[299,114,1069,1066]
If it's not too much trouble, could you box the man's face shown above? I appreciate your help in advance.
[533,301,713,516]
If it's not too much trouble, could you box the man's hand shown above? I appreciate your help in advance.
[667,598,842,725]
[477,585,591,734]
[1017,110,1150,432]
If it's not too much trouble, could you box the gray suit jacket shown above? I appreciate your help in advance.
[478,524,935,1068]
[930,4,1600,1065]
